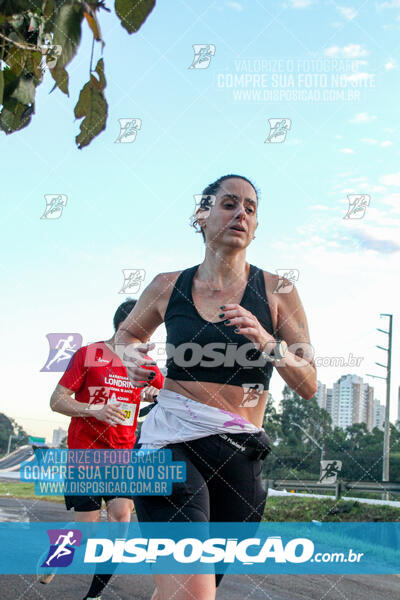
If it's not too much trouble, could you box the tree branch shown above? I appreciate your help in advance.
[0,31,38,52]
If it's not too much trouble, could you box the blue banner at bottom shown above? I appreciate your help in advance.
[0,522,399,575]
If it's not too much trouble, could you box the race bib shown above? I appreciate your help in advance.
[108,397,137,426]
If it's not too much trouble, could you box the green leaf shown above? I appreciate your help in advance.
[4,47,27,76]
[28,15,40,32]
[52,1,83,68]
[74,58,107,149]
[115,0,156,34]
[0,71,3,105]
[0,97,33,134]
[26,50,45,81]
[2,66,19,99]
[44,0,54,17]
[9,13,25,28]
[50,1,83,94]
[50,64,69,95]
[9,76,36,105]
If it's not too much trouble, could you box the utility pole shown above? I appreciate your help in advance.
[367,313,393,500]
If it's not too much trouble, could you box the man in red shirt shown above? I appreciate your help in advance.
[48,299,164,599]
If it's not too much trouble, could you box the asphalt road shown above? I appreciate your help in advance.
[1,498,400,600]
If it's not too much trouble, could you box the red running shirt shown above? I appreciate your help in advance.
[58,341,164,449]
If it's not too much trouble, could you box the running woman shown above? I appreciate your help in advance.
[115,175,317,600]
[48,299,164,600]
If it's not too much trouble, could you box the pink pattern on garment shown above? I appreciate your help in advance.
[219,409,249,429]
[183,398,199,421]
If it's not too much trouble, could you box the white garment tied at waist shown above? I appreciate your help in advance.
[138,388,262,449]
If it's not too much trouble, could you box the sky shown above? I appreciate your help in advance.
[1,0,400,442]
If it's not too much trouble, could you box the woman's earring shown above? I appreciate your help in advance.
[253,235,256,239]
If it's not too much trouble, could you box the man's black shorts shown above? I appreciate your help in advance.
[64,494,134,512]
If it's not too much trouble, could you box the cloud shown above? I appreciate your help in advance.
[279,211,400,257]
[354,182,370,191]
[309,204,330,210]
[350,112,376,123]
[337,6,358,20]
[225,1,243,10]
[381,193,400,210]
[360,138,392,147]
[378,0,400,8]
[342,72,375,83]
[380,172,400,186]
[350,229,400,253]
[385,58,397,70]
[340,148,355,154]
[324,44,368,58]
[287,0,313,7]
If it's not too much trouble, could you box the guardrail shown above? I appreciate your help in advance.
[265,479,400,500]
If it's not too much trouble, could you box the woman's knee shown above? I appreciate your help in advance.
[153,573,216,600]
[106,498,133,522]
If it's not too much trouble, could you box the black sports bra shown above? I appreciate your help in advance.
[164,264,275,389]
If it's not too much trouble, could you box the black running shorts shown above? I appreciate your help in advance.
[134,430,271,587]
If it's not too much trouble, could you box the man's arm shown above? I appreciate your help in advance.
[274,281,317,401]
[50,384,91,417]
[50,384,126,425]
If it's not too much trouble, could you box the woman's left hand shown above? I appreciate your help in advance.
[140,385,159,403]
[219,303,276,352]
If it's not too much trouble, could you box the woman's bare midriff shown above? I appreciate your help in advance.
[155,265,278,429]
[163,377,267,428]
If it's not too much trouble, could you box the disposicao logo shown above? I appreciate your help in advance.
[41,529,82,567]
[84,536,315,564]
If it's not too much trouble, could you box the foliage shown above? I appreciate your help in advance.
[262,496,400,522]
[263,385,400,483]
[0,480,64,502]
[0,412,29,453]
[0,0,156,147]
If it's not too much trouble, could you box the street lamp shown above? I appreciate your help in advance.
[6,434,16,455]
[292,422,325,463]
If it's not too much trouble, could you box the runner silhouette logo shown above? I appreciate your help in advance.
[41,529,82,567]
[40,333,83,372]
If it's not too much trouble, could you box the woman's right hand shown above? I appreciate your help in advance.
[123,341,158,387]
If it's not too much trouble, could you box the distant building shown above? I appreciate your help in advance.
[352,381,373,428]
[326,388,333,424]
[323,375,375,431]
[316,381,327,411]
[312,375,393,432]
[332,374,363,430]
[373,400,385,431]
[52,427,67,447]
[366,386,375,432]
